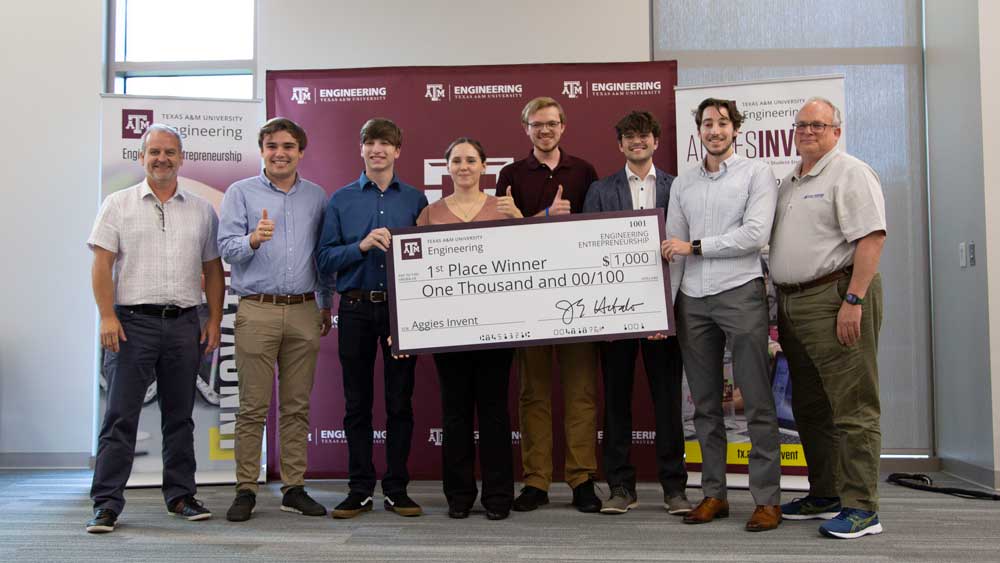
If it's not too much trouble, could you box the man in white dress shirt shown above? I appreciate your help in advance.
[661,98,781,531]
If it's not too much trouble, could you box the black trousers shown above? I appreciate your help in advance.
[433,348,514,512]
[338,297,417,496]
[600,336,687,494]
[90,306,201,514]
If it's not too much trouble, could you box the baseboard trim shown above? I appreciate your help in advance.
[880,457,942,474]
[940,457,1000,490]
[0,452,92,469]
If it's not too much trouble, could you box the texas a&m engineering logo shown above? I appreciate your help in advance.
[121,109,153,139]
[401,238,423,260]
[562,81,583,99]
[290,87,312,105]
[425,84,446,102]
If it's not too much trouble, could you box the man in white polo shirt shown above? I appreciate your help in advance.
[770,97,887,540]
[86,123,225,533]
[662,97,781,532]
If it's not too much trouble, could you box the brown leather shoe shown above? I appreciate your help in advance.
[682,497,729,524]
[745,505,782,532]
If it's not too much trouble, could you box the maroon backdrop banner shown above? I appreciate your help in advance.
[265,61,678,481]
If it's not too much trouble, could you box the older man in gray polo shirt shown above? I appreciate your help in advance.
[86,124,225,534]
[662,98,781,532]
[770,97,887,540]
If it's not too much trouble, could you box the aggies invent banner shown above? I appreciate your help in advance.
[266,61,678,480]
[99,94,264,486]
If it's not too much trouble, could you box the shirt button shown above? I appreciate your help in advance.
[380,211,384,214]
[380,264,384,269]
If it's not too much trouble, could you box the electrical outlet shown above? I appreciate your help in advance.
[960,242,967,268]
[969,241,976,266]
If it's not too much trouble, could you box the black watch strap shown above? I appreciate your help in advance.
[692,240,702,256]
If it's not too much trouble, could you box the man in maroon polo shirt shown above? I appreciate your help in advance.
[497,96,601,513]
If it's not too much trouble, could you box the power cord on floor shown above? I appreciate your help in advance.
[886,472,1000,500]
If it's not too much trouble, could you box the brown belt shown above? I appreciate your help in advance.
[241,293,315,305]
[343,289,388,303]
[775,266,853,294]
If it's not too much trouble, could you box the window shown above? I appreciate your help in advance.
[106,0,256,99]
[653,0,930,454]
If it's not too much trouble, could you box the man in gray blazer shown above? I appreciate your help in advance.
[582,110,690,516]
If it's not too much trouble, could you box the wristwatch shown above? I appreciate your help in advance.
[844,293,864,305]
[691,240,702,256]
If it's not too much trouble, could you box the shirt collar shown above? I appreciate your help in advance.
[793,148,841,181]
[625,163,656,182]
[526,148,572,171]
[359,171,400,191]
[259,171,302,194]
[698,151,740,179]
[141,178,185,202]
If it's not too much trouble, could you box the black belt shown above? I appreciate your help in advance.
[119,304,197,318]
[343,289,388,303]
[241,293,315,305]
[775,266,853,294]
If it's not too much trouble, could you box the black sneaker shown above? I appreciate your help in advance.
[384,492,423,517]
[86,508,117,533]
[281,486,327,517]
[571,479,602,513]
[512,485,549,512]
[486,508,510,521]
[168,495,212,521]
[332,492,374,519]
[226,489,256,522]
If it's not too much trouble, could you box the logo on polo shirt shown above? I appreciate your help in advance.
[425,84,446,102]
[122,109,153,139]
[562,80,583,99]
[401,238,423,260]
[290,87,312,105]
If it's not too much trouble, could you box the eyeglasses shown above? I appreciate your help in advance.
[793,121,838,133]
[527,121,562,130]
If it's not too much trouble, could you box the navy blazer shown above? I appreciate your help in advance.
[582,166,675,213]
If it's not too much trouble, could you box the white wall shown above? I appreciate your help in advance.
[926,0,999,488]
[981,0,1000,480]
[258,0,650,94]
[0,3,104,464]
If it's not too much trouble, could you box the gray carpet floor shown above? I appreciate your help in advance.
[1,469,998,562]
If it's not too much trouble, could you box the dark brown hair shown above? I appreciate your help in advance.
[360,117,403,148]
[258,117,307,151]
[444,137,487,162]
[695,98,744,130]
[615,110,661,141]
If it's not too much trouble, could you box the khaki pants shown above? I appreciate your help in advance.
[778,274,883,512]
[517,342,598,490]
[233,299,322,493]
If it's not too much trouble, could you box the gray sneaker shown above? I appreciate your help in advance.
[600,485,638,514]
[664,492,693,515]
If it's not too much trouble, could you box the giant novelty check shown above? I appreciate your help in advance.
[387,209,674,354]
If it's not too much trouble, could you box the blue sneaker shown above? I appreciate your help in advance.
[781,496,841,520]
[819,508,883,539]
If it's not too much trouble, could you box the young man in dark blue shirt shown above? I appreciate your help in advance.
[317,118,428,518]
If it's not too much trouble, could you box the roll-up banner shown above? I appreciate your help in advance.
[99,94,264,486]
[675,75,846,470]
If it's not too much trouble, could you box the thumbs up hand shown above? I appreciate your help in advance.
[250,208,275,249]
[547,184,571,216]
[495,185,523,219]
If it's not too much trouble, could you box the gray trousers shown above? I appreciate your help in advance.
[676,278,781,505]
